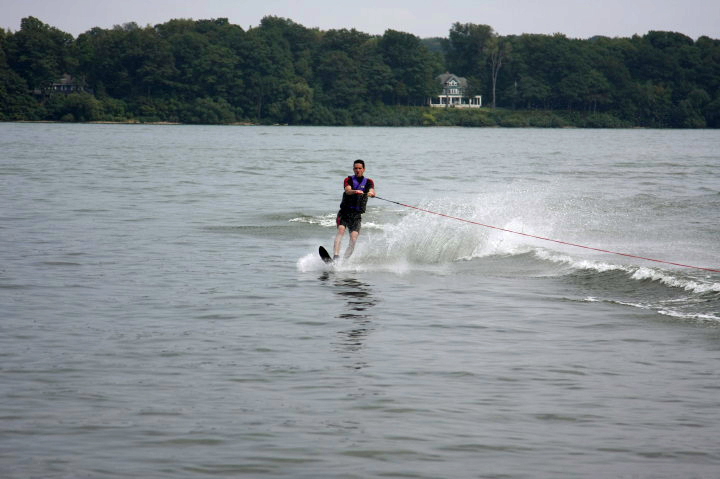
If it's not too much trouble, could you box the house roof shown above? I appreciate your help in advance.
[437,72,468,88]
[54,74,77,86]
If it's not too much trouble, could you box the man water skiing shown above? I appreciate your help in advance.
[333,160,375,260]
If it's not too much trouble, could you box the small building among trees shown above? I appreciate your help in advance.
[50,74,90,94]
[429,72,482,108]
[33,74,93,97]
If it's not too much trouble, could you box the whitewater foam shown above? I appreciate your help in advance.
[290,214,385,231]
[581,297,719,323]
[534,249,720,295]
[631,267,720,294]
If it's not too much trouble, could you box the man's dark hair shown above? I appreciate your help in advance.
[354,159,365,168]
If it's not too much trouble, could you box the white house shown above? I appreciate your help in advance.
[430,72,482,108]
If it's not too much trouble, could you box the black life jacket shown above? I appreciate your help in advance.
[340,175,369,213]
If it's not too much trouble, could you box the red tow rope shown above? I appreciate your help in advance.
[374,196,720,274]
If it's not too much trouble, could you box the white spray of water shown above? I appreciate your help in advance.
[297,187,720,293]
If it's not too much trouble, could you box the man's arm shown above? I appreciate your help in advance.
[344,177,358,195]
[344,177,374,196]
[345,183,365,195]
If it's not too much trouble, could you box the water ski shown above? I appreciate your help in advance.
[319,246,334,264]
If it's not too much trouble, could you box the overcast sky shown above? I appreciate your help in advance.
[2,0,718,40]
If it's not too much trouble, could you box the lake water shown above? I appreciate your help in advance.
[1,123,719,478]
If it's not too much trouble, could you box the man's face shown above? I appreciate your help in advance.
[353,163,365,177]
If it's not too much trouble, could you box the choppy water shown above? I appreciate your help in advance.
[1,123,719,478]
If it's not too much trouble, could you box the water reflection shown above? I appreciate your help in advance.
[319,273,377,369]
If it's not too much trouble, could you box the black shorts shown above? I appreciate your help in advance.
[337,210,362,232]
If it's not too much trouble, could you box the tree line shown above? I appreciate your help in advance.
[1,16,718,127]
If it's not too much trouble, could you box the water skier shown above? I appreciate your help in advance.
[333,160,375,260]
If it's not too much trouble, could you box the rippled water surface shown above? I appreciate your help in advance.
[1,123,720,478]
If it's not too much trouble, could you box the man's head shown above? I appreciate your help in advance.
[353,160,365,177]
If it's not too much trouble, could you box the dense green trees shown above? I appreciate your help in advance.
[1,16,718,127]
[492,31,720,127]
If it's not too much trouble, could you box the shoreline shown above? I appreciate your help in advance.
[3,107,690,128]
[9,120,259,126]
[0,120,665,129]
[3,121,577,128]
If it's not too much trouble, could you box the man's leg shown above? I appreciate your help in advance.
[333,225,346,258]
[344,230,360,258]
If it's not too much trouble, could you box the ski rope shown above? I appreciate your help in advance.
[373,196,720,274]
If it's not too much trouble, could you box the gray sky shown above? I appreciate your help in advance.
[2,0,718,39]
